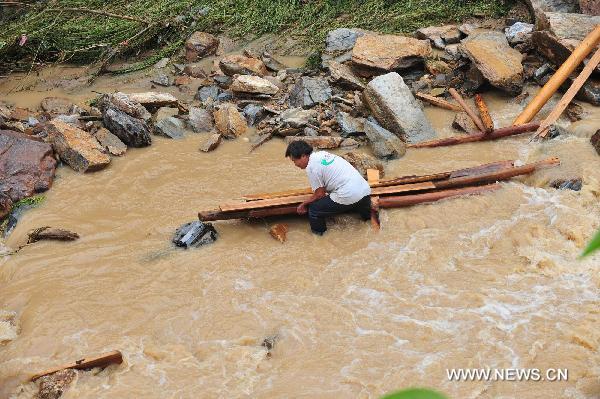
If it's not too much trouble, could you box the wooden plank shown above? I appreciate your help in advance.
[31,350,123,381]
[379,184,501,208]
[367,169,381,231]
[415,92,463,112]
[449,88,487,133]
[513,25,600,125]
[220,182,436,212]
[535,46,600,139]
[408,122,540,148]
[474,94,494,133]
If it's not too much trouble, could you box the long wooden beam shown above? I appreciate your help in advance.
[513,25,600,125]
[379,184,501,208]
[31,350,123,381]
[407,122,540,148]
[535,46,600,139]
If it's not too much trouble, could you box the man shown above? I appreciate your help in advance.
[285,140,371,235]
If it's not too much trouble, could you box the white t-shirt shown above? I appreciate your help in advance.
[306,151,371,205]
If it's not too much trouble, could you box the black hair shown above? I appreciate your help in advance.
[285,140,313,158]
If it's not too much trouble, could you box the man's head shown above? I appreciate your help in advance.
[285,140,313,169]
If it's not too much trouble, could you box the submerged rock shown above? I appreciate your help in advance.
[47,120,110,172]
[289,77,332,109]
[363,72,436,144]
[173,221,217,248]
[27,226,80,243]
[103,107,152,147]
[219,54,268,77]
[199,133,222,152]
[363,118,406,160]
[269,223,288,243]
[93,128,127,156]
[188,107,214,132]
[154,117,186,139]
[185,31,219,62]
[0,130,56,219]
[37,369,77,399]
[460,30,524,95]
[213,104,247,138]
[151,73,170,87]
[352,34,431,74]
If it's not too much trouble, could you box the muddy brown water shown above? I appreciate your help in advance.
[0,59,599,398]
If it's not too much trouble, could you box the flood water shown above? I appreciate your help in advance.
[0,58,599,399]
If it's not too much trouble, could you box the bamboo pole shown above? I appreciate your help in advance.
[513,25,600,126]
[31,351,123,381]
[379,184,501,208]
[448,88,487,132]
[474,94,494,133]
[535,46,600,139]
[415,92,463,112]
[408,122,540,148]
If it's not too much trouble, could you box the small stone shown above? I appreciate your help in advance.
[550,177,582,191]
[213,75,232,88]
[185,31,219,62]
[565,102,585,122]
[173,221,217,248]
[242,104,265,126]
[325,28,367,54]
[303,127,319,136]
[127,92,180,110]
[444,44,461,61]
[98,92,151,122]
[217,91,234,102]
[590,129,600,155]
[269,223,288,243]
[151,73,171,87]
[219,54,268,76]
[154,58,169,69]
[279,107,318,128]
[230,75,279,95]
[261,52,286,72]
[188,107,214,132]
[196,85,220,103]
[47,120,111,172]
[213,104,247,138]
[289,77,332,109]
[154,117,186,139]
[155,107,179,123]
[199,133,222,152]
[0,310,18,343]
[93,127,127,156]
[182,63,207,78]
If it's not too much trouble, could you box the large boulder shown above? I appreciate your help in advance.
[328,61,365,90]
[219,55,268,77]
[532,12,600,71]
[213,104,247,139]
[363,72,436,144]
[230,75,279,95]
[103,107,152,147]
[363,118,406,160]
[188,107,214,132]
[47,120,110,173]
[0,130,56,218]
[460,30,524,95]
[352,34,431,75]
[580,0,600,14]
[289,77,332,108]
[185,32,219,62]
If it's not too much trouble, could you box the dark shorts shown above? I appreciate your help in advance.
[308,195,371,234]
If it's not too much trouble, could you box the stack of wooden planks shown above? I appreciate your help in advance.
[198,157,560,222]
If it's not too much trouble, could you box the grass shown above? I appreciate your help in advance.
[0,0,514,73]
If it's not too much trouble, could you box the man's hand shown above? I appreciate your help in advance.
[297,203,307,215]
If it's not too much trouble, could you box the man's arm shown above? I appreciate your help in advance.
[297,187,326,214]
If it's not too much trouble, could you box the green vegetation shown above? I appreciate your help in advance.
[581,228,600,258]
[0,0,513,73]
[0,195,45,236]
[380,388,447,399]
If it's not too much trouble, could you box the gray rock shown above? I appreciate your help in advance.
[363,118,407,160]
[103,107,152,147]
[151,73,171,87]
[303,126,319,136]
[325,28,366,54]
[154,117,186,139]
[550,177,582,191]
[217,91,234,102]
[213,75,232,88]
[289,77,332,109]
[328,61,365,90]
[196,85,220,102]
[172,221,217,248]
[242,104,265,126]
[363,72,436,144]
[280,108,318,128]
[261,52,286,72]
[188,107,214,132]
[336,112,365,137]
[444,44,461,61]
[505,22,534,45]
[463,64,486,94]
[93,127,127,156]
[524,0,579,13]
[155,107,179,123]
[98,92,151,122]
[199,133,222,152]
[53,114,80,126]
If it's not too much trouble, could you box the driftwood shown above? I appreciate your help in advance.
[513,25,600,125]
[474,94,494,133]
[407,122,540,148]
[535,47,600,139]
[379,184,501,208]
[27,227,79,244]
[31,351,123,381]
[449,88,487,133]
[415,92,462,112]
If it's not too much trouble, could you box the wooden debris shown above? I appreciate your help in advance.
[407,122,540,148]
[378,184,501,208]
[448,88,487,133]
[474,94,494,133]
[367,169,381,231]
[415,92,462,112]
[269,224,289,243]
[31,350,123,381]
[534,47,600,139]
[513,25,600,126]
[27,227,79,244]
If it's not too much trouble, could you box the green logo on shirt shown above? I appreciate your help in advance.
[321,158,335,166]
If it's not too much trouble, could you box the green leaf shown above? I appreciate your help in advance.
[380,388,448,399]
[580,228,600,258]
